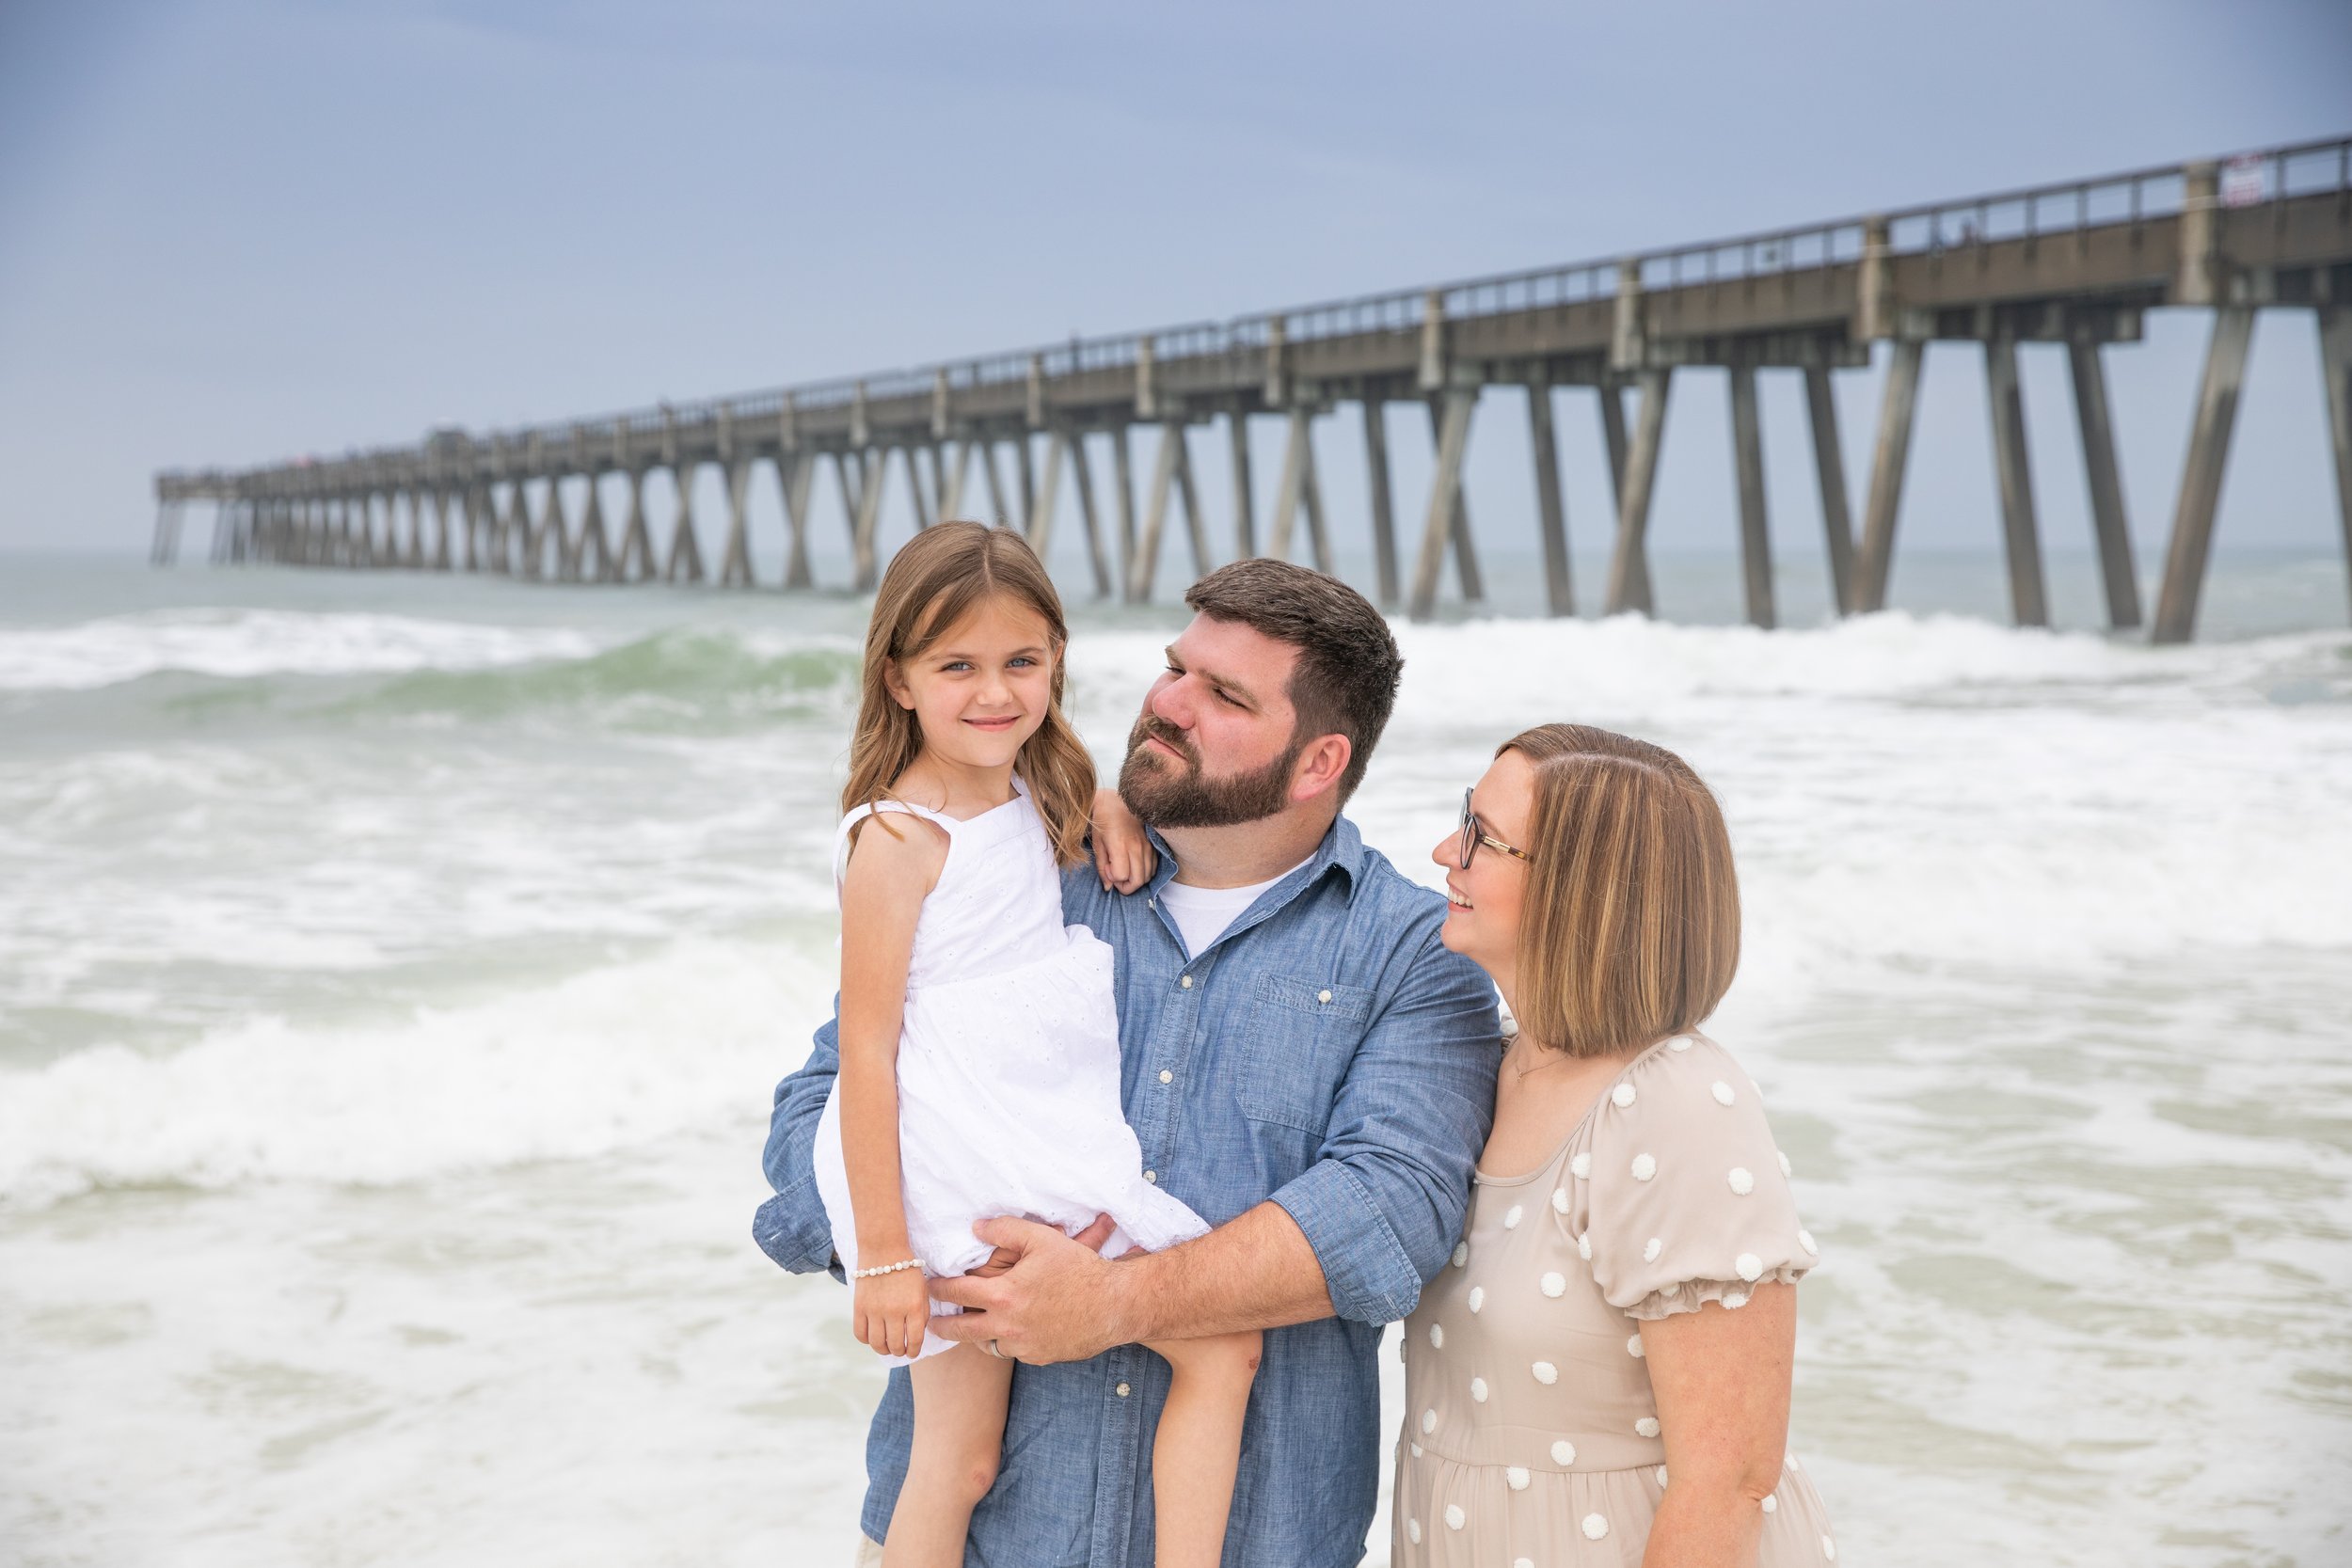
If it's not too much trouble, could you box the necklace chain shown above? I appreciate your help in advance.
[1507,1042,1576,1082]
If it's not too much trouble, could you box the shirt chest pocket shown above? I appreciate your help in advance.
[1236,974,1375,1133]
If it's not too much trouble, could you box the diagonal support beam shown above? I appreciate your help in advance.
[1299,415,1331,575]
[1229,411,1256,559]
[720,458,756,588]
[663,462,706,583]
[2066,340,2140,630]
[981,439,1010,527]
[940,439,976,521]
[1112,425,1140,603]
[902,444,935,532]
[1132,420,1198,603]
[1425,397,1485,604]
[1597,381,1630,514]
[2153,307,2257,644]
[1362,399,1400,607]
[852,450,888,591]
[1984,339,2049,628]
[1027,431,1069,558]
[1409,388,1478,619]
[1803,366,1856,616]
[2324,307,2352,626]
[777,452,815,588]
[1852,341,1923,613]
[1173,422,1211,579]
[579,475,614,582]
[1604,369,1672,615]
[1269,406,1312,562]
[1527,375,1573,617]
[1068,432,1112,598]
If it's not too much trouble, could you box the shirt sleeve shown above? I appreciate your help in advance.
[1585,1035,1818,1320]
[753,1006,846,1279]
[1270,918,1502,1325]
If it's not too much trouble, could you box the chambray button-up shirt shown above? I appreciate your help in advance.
[755,816,1500,1568]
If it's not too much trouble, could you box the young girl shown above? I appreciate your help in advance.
[810,521,1261,1568]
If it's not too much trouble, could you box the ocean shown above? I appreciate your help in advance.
[2,546,2347,1566]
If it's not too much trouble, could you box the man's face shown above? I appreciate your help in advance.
[1118,615,1307,829]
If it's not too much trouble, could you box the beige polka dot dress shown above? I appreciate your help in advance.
[1392,1031,1836,1564]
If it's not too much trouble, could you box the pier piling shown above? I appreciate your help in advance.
[1729,362,1775,630]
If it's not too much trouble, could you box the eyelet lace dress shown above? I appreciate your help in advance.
[1391,1031,1837,1564]
[811,783,1209,1364]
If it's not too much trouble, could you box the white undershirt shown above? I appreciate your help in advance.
[1155,857,1313,958]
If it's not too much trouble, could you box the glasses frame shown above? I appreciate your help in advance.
[1458,787,1534,871]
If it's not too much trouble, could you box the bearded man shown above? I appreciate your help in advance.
[755,559,1500,1567]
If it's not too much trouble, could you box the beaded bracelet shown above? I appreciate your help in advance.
[851,1257,923,1279]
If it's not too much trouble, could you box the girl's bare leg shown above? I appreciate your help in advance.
[882,1341,1015,1568]
[1142,1330,1262,1568]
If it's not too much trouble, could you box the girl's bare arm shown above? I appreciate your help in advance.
[836,815,948,1354]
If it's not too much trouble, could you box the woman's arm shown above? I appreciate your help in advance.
[836,815,947,1358]
[1636,1282,1796,1568]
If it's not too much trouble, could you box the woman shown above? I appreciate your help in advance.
[1393,724,1836,1566]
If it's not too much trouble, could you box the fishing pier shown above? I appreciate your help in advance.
[155,139,2352,644]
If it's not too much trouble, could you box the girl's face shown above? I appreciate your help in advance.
[885,594,1058,773]
[1431,748,1537,997]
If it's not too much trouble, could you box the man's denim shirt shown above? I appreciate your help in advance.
[755,815,1501,1568]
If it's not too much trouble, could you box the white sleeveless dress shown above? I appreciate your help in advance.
[811,782,1211,1363]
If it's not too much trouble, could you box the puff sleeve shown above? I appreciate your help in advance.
[1584,1033,1819,1320]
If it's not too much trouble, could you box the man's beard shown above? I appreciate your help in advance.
[1117,714,1302,829]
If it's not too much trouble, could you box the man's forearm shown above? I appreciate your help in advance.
[1112,1200,1335,1342]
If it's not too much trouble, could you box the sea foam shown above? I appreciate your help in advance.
[0,939,833,1207]
[0,608,599,691]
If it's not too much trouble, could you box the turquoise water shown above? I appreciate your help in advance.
[2,548,2348,1565]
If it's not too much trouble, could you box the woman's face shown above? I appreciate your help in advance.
[1431,748,1537,997]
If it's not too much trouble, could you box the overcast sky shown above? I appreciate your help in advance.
[2,0,2347,570]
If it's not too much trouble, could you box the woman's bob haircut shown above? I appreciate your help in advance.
[1502,723,1740,1058]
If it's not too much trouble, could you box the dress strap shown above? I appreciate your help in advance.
[833,800,954,890]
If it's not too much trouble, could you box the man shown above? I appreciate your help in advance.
[755,559,1500,1567]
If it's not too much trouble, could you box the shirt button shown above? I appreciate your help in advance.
[1318,989,1333,1004]
[1179,974,1193,990]
[1116,1382,1132,1398]
[1158,1069,1173,1084]
[1144,1169,1157,1183]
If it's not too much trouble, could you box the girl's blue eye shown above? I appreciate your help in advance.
[1009,656,1036,669]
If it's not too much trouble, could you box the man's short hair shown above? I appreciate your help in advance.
[1184,560,1403,803]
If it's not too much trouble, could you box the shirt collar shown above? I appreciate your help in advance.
[1142,813,1366,907]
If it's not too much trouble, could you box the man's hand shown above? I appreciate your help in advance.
[930,1216,1136,1363]
[964,1212,1118,1278]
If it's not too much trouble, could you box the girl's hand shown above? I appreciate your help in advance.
[1091,787,1157,894]
[853,1267,932,1359]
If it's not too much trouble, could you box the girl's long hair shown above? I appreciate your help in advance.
[842,520,1096,865]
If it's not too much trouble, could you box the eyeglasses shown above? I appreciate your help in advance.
[1458,787,1534,871]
